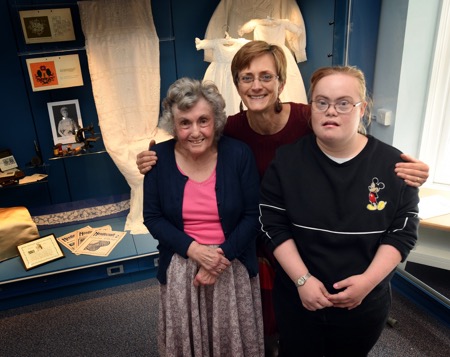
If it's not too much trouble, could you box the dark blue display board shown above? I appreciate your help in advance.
[0,0,379,208]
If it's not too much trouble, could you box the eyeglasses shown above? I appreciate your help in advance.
[311,99,362,114]
[238,73,279,84]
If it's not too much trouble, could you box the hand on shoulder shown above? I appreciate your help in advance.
[395,153,429,187]
[136,139,157,175]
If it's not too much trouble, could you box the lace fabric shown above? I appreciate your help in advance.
[78,0,172,234]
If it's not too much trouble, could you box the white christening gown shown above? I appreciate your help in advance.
[196,37,250,116]
[204,0,306,63]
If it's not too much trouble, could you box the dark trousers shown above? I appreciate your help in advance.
[273,276,391,357]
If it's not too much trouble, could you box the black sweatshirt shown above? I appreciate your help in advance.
[259,134,419,294]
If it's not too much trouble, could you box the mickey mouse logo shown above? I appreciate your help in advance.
[367,177,387,211]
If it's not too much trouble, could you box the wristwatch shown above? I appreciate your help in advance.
[295,272,311,287]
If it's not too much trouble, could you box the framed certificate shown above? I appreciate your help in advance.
[17,234,65,270]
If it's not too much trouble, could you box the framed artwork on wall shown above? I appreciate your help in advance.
[19,8,75,44]
[47,99,83,145]
[26,54,83,92]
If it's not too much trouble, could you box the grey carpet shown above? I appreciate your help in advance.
[0,278,448,357]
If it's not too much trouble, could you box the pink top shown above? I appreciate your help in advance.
[181,167,225,245]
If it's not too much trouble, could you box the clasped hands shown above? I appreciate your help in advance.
[187,241,231,287]
[298,274,376,311]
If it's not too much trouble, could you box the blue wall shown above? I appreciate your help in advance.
[0,0,380,208]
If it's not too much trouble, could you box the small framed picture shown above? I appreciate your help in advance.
[17,234,65,271]
[47,99,83,145]
[0,151,18,172]
[19,8,76,44]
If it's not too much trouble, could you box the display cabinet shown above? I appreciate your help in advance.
[0,216,159,310]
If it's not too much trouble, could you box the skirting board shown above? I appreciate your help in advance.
[392,268,450,329]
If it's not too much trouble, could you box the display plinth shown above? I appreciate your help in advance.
[0,216,159,310]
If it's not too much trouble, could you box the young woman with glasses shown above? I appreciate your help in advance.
[259,65,419,356]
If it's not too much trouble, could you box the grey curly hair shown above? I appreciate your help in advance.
[159,78,227,140]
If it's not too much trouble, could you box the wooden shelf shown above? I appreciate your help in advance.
[407,245,450,270]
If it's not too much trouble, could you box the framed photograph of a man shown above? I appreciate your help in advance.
[48,99,83,145]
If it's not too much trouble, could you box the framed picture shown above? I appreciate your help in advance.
[17,234,65,271]
[0,149,18,172]
[47,99,83,145]
[26,54,83,92]
[19,8,75,44]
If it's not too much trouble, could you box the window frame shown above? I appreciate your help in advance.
[419,0,450,189]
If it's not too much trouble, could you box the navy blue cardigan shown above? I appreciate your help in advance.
[143,136,260,284]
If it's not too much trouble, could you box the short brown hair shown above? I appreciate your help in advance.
[231,41,287,87]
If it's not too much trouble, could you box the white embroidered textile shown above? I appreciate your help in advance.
[78,0,172,234]
[195,37,250,116]
[204,0,306,63]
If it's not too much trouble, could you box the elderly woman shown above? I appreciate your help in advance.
[143,77,264,357]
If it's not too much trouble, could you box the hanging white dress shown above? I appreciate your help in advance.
[239,18,307,104]
[204,0,306,64]
[78,0,172,234]
[195,37,250,116]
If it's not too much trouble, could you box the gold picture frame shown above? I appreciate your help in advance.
[17,234,65,271]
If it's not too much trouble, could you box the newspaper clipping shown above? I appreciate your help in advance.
[57,225,126,257]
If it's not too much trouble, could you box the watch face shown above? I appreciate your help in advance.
[296,273,311,287]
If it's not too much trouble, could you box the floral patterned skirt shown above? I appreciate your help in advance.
[158,253,264,357]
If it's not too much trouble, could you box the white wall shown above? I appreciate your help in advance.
[372,1,449,301]
[371,0,440,156]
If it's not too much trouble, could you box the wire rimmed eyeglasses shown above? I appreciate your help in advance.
[238,74,279,84]
[311,99,362,114]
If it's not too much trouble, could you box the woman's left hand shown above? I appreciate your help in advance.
[395,153,429,187]
[193,267,217,286]
[187,242,231,276]
[327,274,375,310]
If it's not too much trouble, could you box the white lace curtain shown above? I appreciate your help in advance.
[78,0,172,234]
